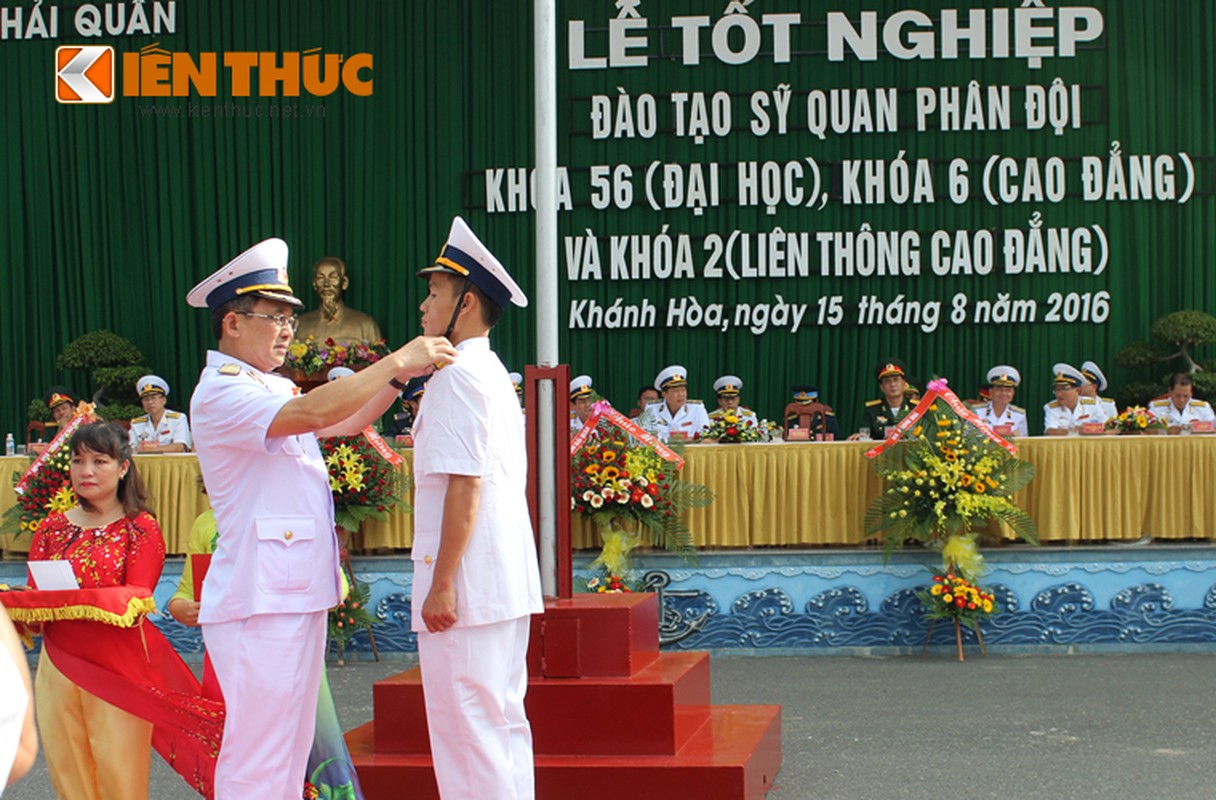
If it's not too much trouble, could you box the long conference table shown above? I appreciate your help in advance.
[1,435,1213,555]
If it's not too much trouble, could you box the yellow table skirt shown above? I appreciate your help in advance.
[3,435,1213,555]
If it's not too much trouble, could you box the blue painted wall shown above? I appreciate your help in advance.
[6,545,1216,659]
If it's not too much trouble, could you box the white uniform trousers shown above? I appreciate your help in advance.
[418,616,535,800]
[203,611,326,800]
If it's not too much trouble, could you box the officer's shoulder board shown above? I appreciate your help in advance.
[132,415,149,424]
[865,399,882,407]
[1079,397,1099,405]
[688,399,704,406]
[218,363,241,376]
[1010,404,1026,413]
[1191,399,1210,408]
[1046,400,1061,408]
[165,411,182,419]
[1149,398,1168,407]
[1101,396,1115,403]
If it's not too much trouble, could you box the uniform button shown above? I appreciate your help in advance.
[284,530,294,541]
[424,555,433,565]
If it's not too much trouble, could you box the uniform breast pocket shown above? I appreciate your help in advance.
[254,517,317,593]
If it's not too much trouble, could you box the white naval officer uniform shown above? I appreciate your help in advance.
[191,350,341,800]
[1149,397,1216,427]
[1042,396,1104,432]
[412,336,544,800]
[974,402,1028,437]
[640,399,712,441]
[1094,397,1118,423]
[128,410,193,450]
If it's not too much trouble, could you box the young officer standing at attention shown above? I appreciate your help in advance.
[412,217,544,800]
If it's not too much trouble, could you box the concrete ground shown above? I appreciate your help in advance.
[7,651,1216,799]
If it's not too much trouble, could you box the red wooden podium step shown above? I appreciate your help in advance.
[371,652,712,756]
[351,594,781,799]
[348,703,782,800]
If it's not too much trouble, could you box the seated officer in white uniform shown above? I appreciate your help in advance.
[639,365,711,441]
[974,366,1029,437]
[709,375,758,422]
[128,375,193,452]
[1079,360,1118,422]
[1044,363,1104,434]
[1150,372,1216,432]
[570,374,595,433]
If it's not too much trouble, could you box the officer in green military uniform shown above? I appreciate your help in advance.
[858,359,916,440]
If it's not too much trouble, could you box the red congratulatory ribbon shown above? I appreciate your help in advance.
[569,401,684,469]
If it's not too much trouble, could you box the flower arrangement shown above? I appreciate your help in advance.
[864,386,1038,579]
[285,336,390,376]
[586,574,632,594]
[320,434,407,532]
[327,566,376,663]
[571,427,713,590]
[1,442,76,543]
[1106,405,1167,434]
[702,412,775,443]
[916,569,998,630]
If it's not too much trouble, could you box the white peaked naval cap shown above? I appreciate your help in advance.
[418,216,528,309]
[186,238,302,311]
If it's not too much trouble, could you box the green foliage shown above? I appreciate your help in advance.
[26,399,51,423]
[54,330,148,415]
[1114,310,1216,402]
[97,403,144,422]
[1151,310,1216,349]
[1192,373,1216,400]
[1115,341,1164,370]
[1112,382,1165,410]
[56,330,143,370]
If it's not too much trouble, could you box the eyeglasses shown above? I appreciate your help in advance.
[236,311,299,333]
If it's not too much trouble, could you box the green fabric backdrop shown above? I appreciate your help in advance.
[0,0,1212,438]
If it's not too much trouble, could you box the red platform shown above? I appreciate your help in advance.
[349,593,782,799]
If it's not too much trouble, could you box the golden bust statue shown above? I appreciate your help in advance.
[295,256,384,344]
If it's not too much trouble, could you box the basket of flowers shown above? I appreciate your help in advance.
[1105,405,1167,434]
[283,337,391,382]
[863,379,1037,660]
[702,412,776,443]
[571,403,714,591]
[320,433,407,532]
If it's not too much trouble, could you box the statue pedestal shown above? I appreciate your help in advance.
[347,593,782,799]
